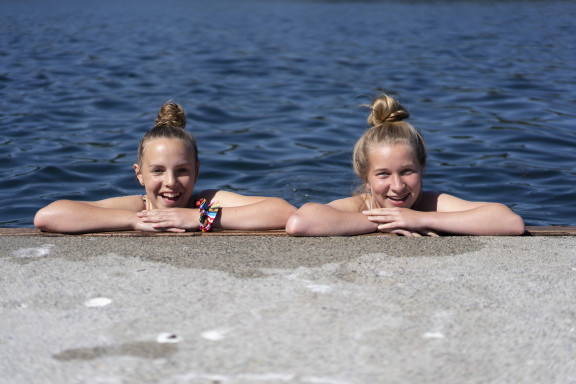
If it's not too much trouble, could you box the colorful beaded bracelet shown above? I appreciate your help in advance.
[196,198,220,232]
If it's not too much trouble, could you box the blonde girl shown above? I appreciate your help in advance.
[35,102,296,233]
[286,94,525,236]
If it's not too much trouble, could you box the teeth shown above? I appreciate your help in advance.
[162,193,180,198]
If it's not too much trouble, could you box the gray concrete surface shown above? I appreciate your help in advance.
[1,235,575,384]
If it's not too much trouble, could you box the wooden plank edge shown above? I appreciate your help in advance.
[523,226,576,236]
[1,226,575,237]
[0,228,289,237]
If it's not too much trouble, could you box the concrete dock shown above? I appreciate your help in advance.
[1,228,575,383]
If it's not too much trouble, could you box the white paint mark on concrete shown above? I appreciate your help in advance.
[157,333,182,343]
[12,244,55,258]
[201,328,231,341]
[167,373,230,382]
[241,373,295,381]
[306,284,332,293]
[422,331,444,339]
[422,310,451,339]
[84,297,113,307]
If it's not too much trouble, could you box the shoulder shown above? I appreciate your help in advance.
[194,189,268,207]
[90,195,145,211]
[328,194,368,212]
[419,191,489,212]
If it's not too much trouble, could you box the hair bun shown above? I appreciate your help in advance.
[154,102,186,129]
[367,94,409,127]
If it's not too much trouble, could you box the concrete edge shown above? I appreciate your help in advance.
[0,227,575,237]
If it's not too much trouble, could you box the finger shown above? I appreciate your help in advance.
[368,216,394,223]
[152,222,177,230]
[389,229,422,237]
[377,224,395,232]
[142,214,173,223]
[137,223,162,232]
[390,229,411,237]
[151,223,186,232]
[377,222,404,231]
[165,228,186,233]
[362,208,391,215]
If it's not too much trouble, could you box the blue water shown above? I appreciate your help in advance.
[1,0,575,227]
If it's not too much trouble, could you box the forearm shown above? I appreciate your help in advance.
[286,203,378,236]
[34,200,138,234]
[215,198,297,230]
[424,204,525,236]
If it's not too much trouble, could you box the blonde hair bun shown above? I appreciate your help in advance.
[367,94,409,127]
[154,101,186,129]
[137,101,198,167]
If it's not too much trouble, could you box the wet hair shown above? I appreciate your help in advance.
[352,94,426,183]
[136,102,199,166]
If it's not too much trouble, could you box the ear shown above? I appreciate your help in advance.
[364,181,372,195]
[134,164,144,186]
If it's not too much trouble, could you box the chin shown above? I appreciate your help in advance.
[384,199,415,209]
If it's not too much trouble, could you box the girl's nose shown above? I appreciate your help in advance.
[390,174,404,190]
[164,171,177,186]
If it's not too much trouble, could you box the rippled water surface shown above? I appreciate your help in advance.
[1,0,575,227]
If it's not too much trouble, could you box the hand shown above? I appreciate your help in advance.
[136,208,200,232]
[362,208,438,237]
[385,229,439,237]
[133,220,182,233]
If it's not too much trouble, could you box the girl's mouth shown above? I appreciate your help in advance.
[160,192,182,204]
[387,194,409,206]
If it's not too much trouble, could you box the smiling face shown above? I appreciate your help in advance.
[134,138,198,209]
[365,143,423,209]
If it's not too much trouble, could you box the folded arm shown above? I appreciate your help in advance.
[286,199,378,236]
[138,190,297,231]
[34,196,156,234]
[212,191,297,230]
[364,193,525,236]
[287,193,525,237]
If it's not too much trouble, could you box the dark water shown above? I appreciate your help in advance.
[1,0,575,227]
